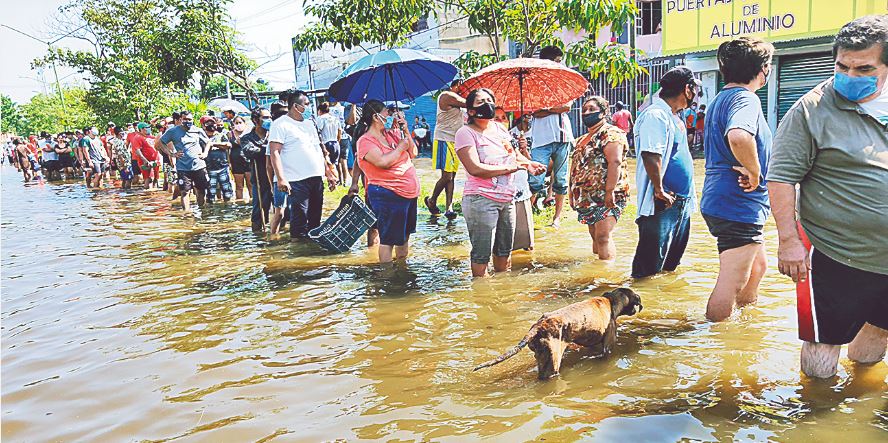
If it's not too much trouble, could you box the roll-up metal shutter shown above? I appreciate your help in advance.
[717,73,768,115]
[777,53,834,122]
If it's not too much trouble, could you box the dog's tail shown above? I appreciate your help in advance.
[473,324,539,371]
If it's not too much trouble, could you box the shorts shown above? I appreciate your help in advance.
[119,168,134,181]
[324,140,341,163]
[367,184,417,246]
[141,161,160,181]
[42,160,58,172]
[61,155,75,168]
[345,138,356,169]
[512,198,534,251]
[576,200,628,225]
[338,138,351,161]
[131,160,141,177]
[207,168,234,201]
[702,214,764,253]
[272,181,288,208]
[230,151,250,174]
[177,169,210,193]
[90,161,104,174]
[686,127,695,138]
[432,140,460,173]
[797,224,888,344]
[528,141,570,195]
[462,194,515,264]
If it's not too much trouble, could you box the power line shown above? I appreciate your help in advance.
[236,0,294,23]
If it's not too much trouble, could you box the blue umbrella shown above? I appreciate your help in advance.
[328,48,458,104]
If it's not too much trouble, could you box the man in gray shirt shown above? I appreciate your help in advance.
[767,15,888,379]
[159,111,210,212]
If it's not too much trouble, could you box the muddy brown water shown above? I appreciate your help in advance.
[1,159,885,442]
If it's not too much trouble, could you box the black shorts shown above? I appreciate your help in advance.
[798,246,888,345]
[703,214,764,253]
[61,155,75,168]
[177,169,210,193]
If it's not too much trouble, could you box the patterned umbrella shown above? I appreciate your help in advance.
[455,58,589,115]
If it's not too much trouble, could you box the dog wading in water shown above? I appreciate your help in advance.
[474,288,643,379]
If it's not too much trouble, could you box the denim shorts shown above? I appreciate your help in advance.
[367,184,417,246]
[462,194,515,264]
[702,214,764,253]
[272,181,288,208]
[528,141,570,195]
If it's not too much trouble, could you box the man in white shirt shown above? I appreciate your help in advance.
[529,45,574,227]
[269,89,339,239]
[315,102,348,185]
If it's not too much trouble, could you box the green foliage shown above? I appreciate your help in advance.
[452,50,509,79]
[1,95,29,136]
[294,0,435,51]
[295,0,643,85]
[35,0,257,125]
[199,76,274,100]
[151,96,210,122]
[18,87,98,134]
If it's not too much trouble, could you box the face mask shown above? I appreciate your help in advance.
[583,111,603,128]
[183,121,193,130]
[384,116,394,130]
[762,68,772,87]
[205,124,216,132]
[235,123,246,132]
[471,102,496,120]
[834,72,879,102]
[91,129,99,136]
[261,119,272,130]
[300,105,312,120]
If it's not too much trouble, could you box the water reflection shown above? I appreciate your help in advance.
[2,162,886,441]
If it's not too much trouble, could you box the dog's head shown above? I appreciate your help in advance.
[608,287,643,317]
[529,336,563,380]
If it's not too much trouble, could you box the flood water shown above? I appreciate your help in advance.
[2,159,886,442]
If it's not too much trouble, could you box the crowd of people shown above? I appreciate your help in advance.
[4,16,887,380]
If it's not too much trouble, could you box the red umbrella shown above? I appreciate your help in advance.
[454,58,589,115]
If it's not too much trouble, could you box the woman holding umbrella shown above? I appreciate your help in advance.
[569,96,631,261]
[455,89,546,277]
[354,99,420,263]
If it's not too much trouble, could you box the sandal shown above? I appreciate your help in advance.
[424,196,442,216]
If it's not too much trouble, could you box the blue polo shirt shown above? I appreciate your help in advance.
[700,87,772,225]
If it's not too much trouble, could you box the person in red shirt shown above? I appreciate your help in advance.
[125,123,142,186]
[132,122,160,189]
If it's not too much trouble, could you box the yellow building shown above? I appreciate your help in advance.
[661,0,887,130]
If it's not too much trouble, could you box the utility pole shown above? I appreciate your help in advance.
[628,17,638,119]
[1,24,84,131]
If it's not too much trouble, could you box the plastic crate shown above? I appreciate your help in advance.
[308,195,377,253]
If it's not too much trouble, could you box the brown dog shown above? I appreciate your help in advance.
[473,288,643,379]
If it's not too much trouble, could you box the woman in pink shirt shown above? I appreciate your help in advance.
[455,89,546,277]
[354,100,420,263]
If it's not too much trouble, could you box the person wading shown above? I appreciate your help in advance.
[768,15,888,378]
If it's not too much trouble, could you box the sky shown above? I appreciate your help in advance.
[0,0,307,104]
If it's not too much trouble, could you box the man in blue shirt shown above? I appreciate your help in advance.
[701,37,774,321]
[158,111,210,212]
[632,67,700,278]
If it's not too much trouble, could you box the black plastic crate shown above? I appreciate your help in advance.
[308,195,377,253]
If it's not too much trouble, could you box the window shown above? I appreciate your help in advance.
[637,1,662,36]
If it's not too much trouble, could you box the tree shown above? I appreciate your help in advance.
[293,0,436,52]
[18,87,97,134]
[294,0,645,84]
[34,0,258,123]
[1,95,29,136]
[199,75,274,101]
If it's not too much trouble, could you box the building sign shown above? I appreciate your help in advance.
[661,0,887,55]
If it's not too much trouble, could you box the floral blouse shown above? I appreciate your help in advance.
[569,123,630,209]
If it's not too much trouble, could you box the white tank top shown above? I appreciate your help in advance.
[433,93,464,143]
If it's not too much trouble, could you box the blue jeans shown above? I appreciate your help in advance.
[528,141,570,195]
[631,197,692,278]
[289,176,324,238]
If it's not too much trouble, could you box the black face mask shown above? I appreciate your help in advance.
[582,111,603,128]
[471,102,496,120]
